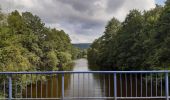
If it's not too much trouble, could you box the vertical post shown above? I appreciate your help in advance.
[62,73,64,100]
[8,75,12,100]
[165,72,169,100]
[114,73,117,100]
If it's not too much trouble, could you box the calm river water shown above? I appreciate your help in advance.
[25,58,163,100]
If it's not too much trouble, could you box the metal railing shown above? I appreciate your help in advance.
[0,71,170,100]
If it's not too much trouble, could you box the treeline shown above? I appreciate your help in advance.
[73,43,91,49]
[0,10,80,72]
[88,1,170,70]
[71,46,87,59]
[0,10,83,97]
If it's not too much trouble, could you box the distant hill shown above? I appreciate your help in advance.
[73,43,91,49]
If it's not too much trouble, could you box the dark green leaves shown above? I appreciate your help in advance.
[88,5,167,70]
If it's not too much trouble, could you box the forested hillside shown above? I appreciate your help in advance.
[0,10,80,72]
[73,43,91,49]
[88,1,170,70]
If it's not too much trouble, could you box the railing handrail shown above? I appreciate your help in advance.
[0,70,170,100]
[0,70,170,74]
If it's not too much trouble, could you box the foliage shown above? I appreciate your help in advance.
[73,43,91,49]
[0,10,79,72]
[0,9,81,96]
[88,4,167,70]
[57,51,72,65]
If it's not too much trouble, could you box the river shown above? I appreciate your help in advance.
[25,58,163,100]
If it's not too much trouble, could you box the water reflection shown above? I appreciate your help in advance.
[65,59,104,99]
[25,59,164,100]
[24,74,71,98]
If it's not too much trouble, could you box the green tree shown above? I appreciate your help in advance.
[87,6,166,70]
[147,2,170,69]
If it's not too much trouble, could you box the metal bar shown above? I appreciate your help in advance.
[141,73,142,97]
[36,79,37,98]
[103,73,105,97]
[145,74,147,97]
[56,74,58,98]
[125,74,127,97]
[93,73,95,97]
[135,74,137,97]
[1,70,170,99]
[165,72,169,100]
[41,80,42,98]
[1,70,170,74]
[83,73,84,97]
[72,73,74,97]
[120,74,122,97]
[78,73,80,97]
[98,73,100,97]
[150,73,152,97]
[161,73,162,96]
[51,75,53,98]
[114,73,117,100]
[156,74,157,96]
[130,74,132,97]
[31,74,32,98]
[62,73,64,99]
[46,80,48,98]
[8,75,12,100]
[10,96,167,99]
[92,73,94,97]
[109,74,110,97]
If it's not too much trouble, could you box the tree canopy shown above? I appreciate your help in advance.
[0,10,80,72]
[87,4,168,70]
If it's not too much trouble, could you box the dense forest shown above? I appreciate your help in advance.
[73,43,91,49]
[0,9,87,97]
[0,10,83,72]
[88,1,170,70]
[73,43,90,58]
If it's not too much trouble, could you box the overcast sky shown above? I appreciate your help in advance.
[0,0,166,43]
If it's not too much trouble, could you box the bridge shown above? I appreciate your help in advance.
[0,71,170,100]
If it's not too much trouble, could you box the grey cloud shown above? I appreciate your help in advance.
[107,0,125,13]
[0,0,155,43]
[57,0,98,15]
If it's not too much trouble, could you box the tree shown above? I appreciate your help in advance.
[97,17,121,67]
[0,10,78,72]
[0,10,79,96]
[147,2,170,68]
[87,6,167,70]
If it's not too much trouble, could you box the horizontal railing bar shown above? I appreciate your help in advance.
[5,96,168,100]
[117,97,166,99]
[6,98,61,100]
[68,97,167,99]
[1,70,169,99]
[61,97,167,99]
[0,70,170,74]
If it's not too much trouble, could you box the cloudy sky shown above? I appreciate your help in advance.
[0,0,166,43]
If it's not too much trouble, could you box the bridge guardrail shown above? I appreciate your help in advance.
[0,71,169,100]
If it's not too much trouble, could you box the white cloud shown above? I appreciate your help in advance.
[0,0,156,43]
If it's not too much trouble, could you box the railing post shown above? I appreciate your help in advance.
[165,72,169,100]
[62,73,64,100]
[114,73,117,100]
[8,75,12,100]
